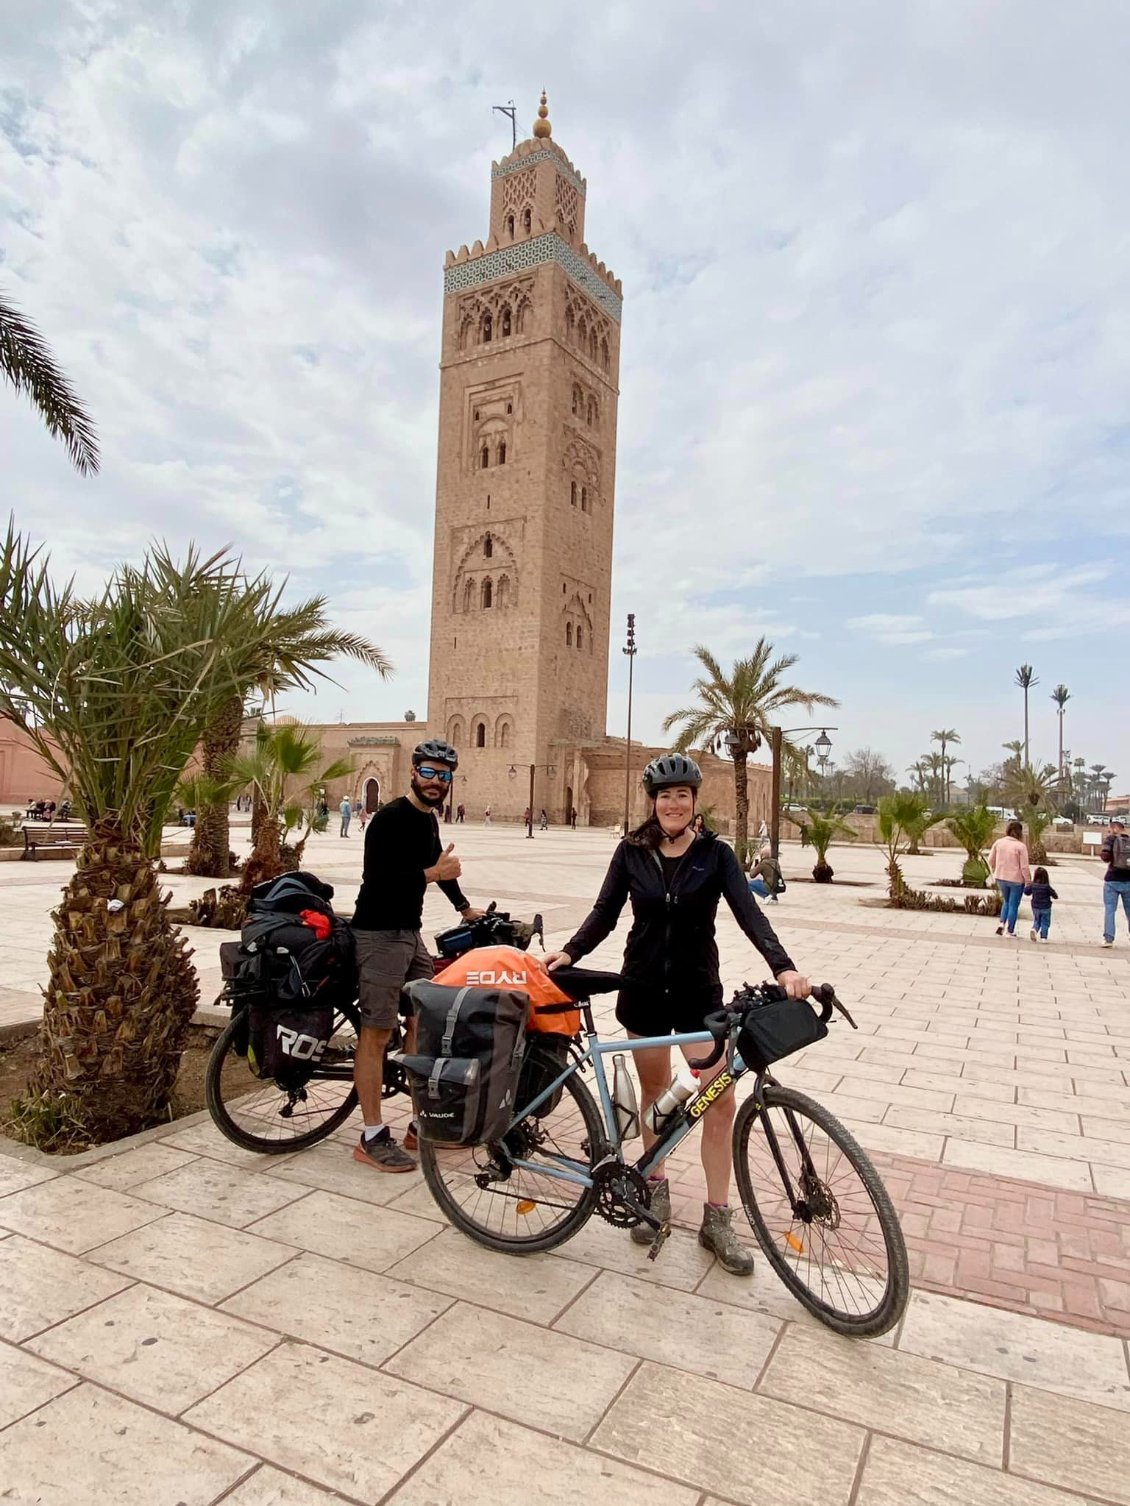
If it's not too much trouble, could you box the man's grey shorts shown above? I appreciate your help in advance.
[353,929,433,1031]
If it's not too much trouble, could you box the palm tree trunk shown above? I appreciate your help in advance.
[30,815,197,1143]
[186,692,243,877]
[733,753,750,866]
[1023,692,1030,767]
[1057,711,1064,780]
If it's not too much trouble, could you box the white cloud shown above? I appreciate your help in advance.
[847,613,933,645]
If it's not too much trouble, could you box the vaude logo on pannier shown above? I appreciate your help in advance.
[275,1024,326,1062]
[464,969,528,986]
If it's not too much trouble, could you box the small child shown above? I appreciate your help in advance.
[1024,866,1058,942]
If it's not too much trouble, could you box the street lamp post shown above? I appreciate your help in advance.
[510,763,556,838]
[770,726,834,859]
[623,614,637,835]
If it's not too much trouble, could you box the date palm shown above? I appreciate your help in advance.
[1004,761,1059,862]
[1014,665,1038,767]
[233,721,354,890]
[662,640,838,863]
[0,526,266,1144]
[1,288,99,474]
[1050,685,1070,781]
[947,804,997,885]
[930,728,960,804]
[186,598,391,878]
[802,807,856,883]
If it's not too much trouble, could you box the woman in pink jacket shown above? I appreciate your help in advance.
[989,819,1031,938]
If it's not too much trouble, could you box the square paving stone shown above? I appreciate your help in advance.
[158,1117,297,1170]
[385,1224,598,1322]
[0,1235,134,1341]
[591,1360,863,1506]
[383,1177,449,1222]
[854,1433,1104,1506]
[260,1142,426,1206]
[27,1281,279,1413]
[88,1210,295,1303]
[759,1324,1006,1463]
[184,1340,466,1501]
[386,1409,701,1506]
[73,1143,199,1190]
[0,1175,163,1253]
[1010,1383,1130,1504]
[0,1158,58,1196]
[0,1381,252,1506]
[220,1467,355,1505]
[246,1189,438,1272]
[898,1289,1130,1410]
[219,1253,452,1367]
[131,1157,312,1227]
[385,1300,636,1441]
[554,1269,780,1389]
[549,1214,715,1292]
[0,1339,76,1427]
[693,1260,900,1344]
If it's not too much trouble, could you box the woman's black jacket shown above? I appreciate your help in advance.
[563,830,795,1001]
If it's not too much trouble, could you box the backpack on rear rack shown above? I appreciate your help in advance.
[229,872,356,1091]
[396,979,527,1146]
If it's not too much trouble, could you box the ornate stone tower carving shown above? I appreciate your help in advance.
[427,94,622,816]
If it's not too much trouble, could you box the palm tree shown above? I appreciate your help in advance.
[907,760,929,794]
[233,721,354,889]
[1004,761,1060,862]
[802,807,856,883]
[1015,664,1038,767]
[186,597,391,878]
[1050,685,1070,781]
[0,526,263,1144]
[1,288,99,474]
[931,728,961,804]
[947,805,997,885]
[1089,764,1110,815]
[662,640,838,863]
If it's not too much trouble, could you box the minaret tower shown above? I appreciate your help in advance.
[426,94,623,817]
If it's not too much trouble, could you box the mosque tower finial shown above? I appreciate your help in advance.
[532,90,551,139]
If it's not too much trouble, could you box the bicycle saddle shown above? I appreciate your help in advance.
[546,966,624,999]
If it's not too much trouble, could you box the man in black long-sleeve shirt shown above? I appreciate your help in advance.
[351,740,482,1171]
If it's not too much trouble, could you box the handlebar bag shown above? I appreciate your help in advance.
[738,995,828,1072]
[399,980,528,1146]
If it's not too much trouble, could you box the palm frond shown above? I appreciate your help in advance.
[0,291,99,474]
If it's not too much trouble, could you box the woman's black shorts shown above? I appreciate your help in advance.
[615,982,723,1039]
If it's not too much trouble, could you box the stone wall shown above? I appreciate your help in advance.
[0,725,64,808]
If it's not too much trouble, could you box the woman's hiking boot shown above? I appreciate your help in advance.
[631,1177,670,1245]
[698,1203,755,1275]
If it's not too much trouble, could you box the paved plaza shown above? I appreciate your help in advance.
[1,822,1130,1503]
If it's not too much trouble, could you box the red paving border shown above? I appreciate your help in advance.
[668,1152,1130,1339]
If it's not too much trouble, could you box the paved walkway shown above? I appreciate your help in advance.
[3,822,1130,1501]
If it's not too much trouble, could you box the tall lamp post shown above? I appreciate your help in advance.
[770,726,834,859]
[510,763,556,838]
[622,613,637,834]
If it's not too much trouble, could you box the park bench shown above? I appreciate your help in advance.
[21,823,89,861]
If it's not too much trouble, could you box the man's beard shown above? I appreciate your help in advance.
[411,775,447,808]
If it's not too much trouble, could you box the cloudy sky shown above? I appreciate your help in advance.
[2,1,1126,788]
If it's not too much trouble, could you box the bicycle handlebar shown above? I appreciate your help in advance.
[686,981,856,1073]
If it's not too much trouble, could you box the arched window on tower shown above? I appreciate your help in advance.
[481,577,493,609]
[565,306,574,342]
[506,213,515,238]
[577,626,584,650]
[523,207,532,233]
[570,481,577,507]
[480,445,489,469]
[498,441,506,465]
[565,622,573,647]
[463,578,475,612]
[586,397,597,427]
[500,306,511,338]
[581,485,588,512]
[577,318,587,353]
[474,721,486,748]
[600,337,609,370]
[589,329,597,361]
[483,534,493,559]
[497,718,512,749]
[572,384,581,415]
[497,574,511,607]
[482,312,492,343]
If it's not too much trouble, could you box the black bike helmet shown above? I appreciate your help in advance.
[642,752,703,796]
[412,738,459,770]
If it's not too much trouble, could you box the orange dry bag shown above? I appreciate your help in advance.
[434,945,582,1036]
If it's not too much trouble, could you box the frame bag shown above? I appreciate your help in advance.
[398,980,528,1146]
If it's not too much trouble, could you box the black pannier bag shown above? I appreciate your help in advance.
[397,979,527,1145]
[516,1034,572,1119]
[738,989,828,1073]
[232,873,356,1091]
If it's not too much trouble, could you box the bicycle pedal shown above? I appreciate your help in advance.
[646,1221,671,1262]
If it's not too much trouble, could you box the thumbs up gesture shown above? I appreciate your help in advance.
[433,843,462,882]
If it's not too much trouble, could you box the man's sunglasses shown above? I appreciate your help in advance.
[415,765,454,784]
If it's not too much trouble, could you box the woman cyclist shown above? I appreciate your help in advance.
[545,753,810,1275]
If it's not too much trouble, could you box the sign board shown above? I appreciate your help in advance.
[1082,831,1104,847]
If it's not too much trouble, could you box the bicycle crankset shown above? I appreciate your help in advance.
[592,1163,651,1228]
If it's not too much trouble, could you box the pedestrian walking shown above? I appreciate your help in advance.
[1024,866,1057,942]
[570,806,578,830]
[483,806,492,825]
[539,808,548,830]
[1100,816,1130,947]
[456,803,466,823]
[339,796,352,838]
[989,819,1030,937]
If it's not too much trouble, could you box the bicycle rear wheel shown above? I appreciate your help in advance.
[418,1041,603,1254]
[205,1003,361,1154]
[733,1084,909,1337]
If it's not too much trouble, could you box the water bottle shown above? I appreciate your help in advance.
[611,1054,640,1140]
[644,1067,699,1134]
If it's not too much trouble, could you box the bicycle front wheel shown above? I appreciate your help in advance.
[419,1040,603,1254]
[205,1003,361,1154]
[733,1084,909,1337]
